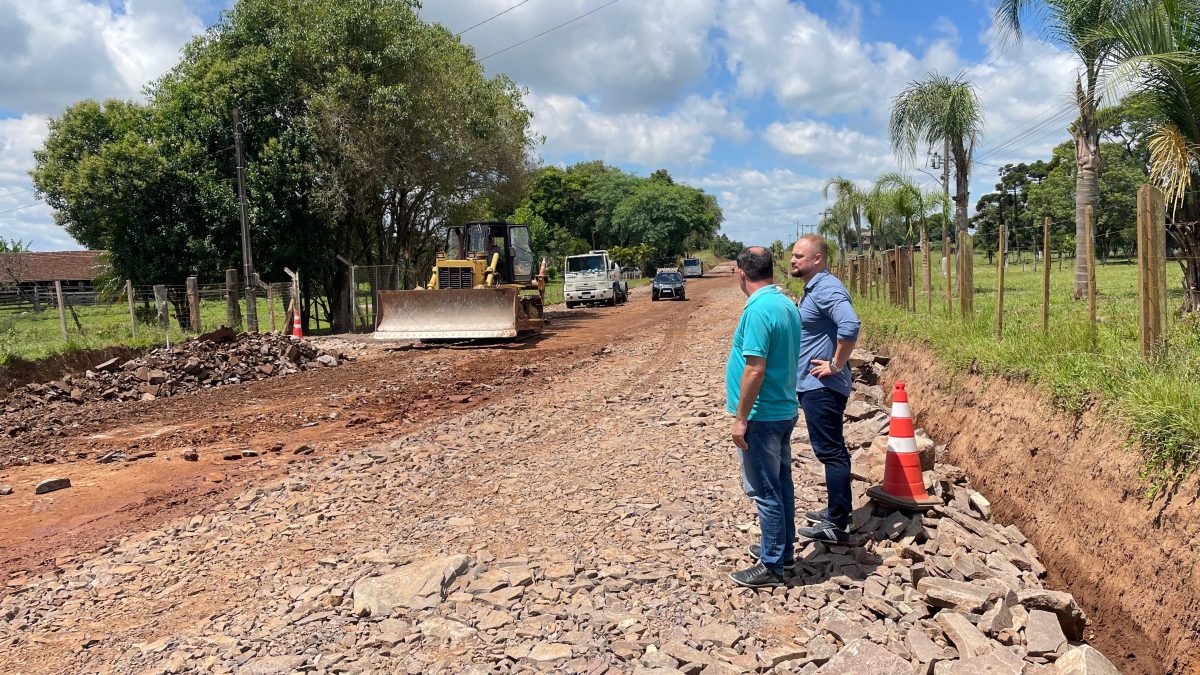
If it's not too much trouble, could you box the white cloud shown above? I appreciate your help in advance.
[763,120,896,179]
[421,0,721,112]
[529,93,747,166]
[718,0,961,121]
[684,168,829,245]
[0,0,202,115]
[0,1,203,250]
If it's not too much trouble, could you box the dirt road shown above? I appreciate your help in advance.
[0,271,1136,674]
[0,277,714,583]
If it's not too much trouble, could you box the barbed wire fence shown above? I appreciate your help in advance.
[0,268,304,356]
[837,184,1191,361]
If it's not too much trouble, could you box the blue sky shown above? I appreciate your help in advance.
[0,0,1077,251]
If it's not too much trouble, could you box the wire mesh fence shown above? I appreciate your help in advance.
[0,273,302,362]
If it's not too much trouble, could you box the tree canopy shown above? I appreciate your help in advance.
[517,163,722,273]
[31,0,535,331]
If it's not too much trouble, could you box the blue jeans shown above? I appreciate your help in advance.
[738,416,799,574]
[799,387,851,530]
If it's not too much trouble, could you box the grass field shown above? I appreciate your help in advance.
[799,254,1200,494]
[0,295,296,364]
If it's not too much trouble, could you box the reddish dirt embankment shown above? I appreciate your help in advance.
[877,339,1199,675]
[0,346,144,395]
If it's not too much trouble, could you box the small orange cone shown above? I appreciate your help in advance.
[291,309,303,338]
[866,382,941,510]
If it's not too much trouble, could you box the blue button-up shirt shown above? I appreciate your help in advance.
[796,270,861,398]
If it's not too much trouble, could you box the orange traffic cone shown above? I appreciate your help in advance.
[291,309,303,338]
[866,382,941,511]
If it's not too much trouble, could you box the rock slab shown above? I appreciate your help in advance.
[351,554,473,615]
[814,638,909,674]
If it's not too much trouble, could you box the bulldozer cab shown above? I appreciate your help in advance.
[444,222,535,285]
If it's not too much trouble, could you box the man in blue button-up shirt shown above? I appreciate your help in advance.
[790,235,860,545]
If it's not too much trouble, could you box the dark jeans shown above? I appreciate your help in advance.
[799,387,851,530]
[738,416,799,574]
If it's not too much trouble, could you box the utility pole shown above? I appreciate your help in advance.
[942,136,950,240]
[233,107,258,332]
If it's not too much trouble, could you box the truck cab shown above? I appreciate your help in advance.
[563,250,629,308]
[682,257,704,278]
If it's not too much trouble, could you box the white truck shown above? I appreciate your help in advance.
[563,250,628,308]
[682,257,704,278]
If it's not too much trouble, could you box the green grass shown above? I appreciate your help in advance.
[0,296,295,364]
[793,255,1200,496]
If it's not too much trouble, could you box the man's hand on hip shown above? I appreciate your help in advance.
[732,417,749,450]
[809,358,838,379]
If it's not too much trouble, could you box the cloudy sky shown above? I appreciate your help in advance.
[0,0,1079,251]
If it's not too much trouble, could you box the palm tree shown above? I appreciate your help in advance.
[817,204,853,271]
[1098,0,1200,310]
[889,73,985,241]
[875,173,951,312]
[823,176,867,254]
[994,0,1126,298]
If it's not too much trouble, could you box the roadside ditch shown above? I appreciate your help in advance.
[874,337,1199,675]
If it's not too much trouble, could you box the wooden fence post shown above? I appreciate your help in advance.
[186,276,200,332]
[958,231,974,317]
[267,284,276,333]
[349,264,357,333]
[996,224,1006,340]
[54,280,68,341]
[153,285,169,330]
[225,268,241,329]
[944,236,952,318]
[126,279,137,339]
[1042,217,1051,334]
[921,229,931,313]
[1086,204,1097,349]
[1138,185,1168,358]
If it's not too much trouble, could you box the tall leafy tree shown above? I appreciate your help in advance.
[994,0,1127,298]
[889,73,985,240]
[33,0,535,332]
[1098,0,1200,310]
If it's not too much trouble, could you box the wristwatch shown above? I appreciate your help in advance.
[828,361,842,375]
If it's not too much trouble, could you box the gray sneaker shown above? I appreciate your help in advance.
[798,523,849,546]
[729,562,785,588]
[804,507,832,525]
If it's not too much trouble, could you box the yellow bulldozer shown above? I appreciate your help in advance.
[374,221,546,341]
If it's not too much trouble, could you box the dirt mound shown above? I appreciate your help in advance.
[875,337,1199,675]
[0,330,344,458]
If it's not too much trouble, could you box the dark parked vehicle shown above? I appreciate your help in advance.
[652,270,685,301]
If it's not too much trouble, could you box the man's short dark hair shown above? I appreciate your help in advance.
[736,246,773,282]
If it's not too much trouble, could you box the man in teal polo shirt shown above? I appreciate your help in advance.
[725,246,802,588]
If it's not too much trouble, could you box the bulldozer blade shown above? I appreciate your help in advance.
[373,287,521,340]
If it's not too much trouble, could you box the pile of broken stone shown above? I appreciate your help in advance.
[2,328,342,414]
[327,349,1121,675]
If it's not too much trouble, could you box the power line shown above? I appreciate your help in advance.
[481,0,622,61]
[455,0,534,37]
[0,202,44,216]
[0,187,31,201]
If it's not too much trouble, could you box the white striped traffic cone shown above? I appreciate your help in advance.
[866,382,940,510]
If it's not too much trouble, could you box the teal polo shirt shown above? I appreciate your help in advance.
[725,284,801,421]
